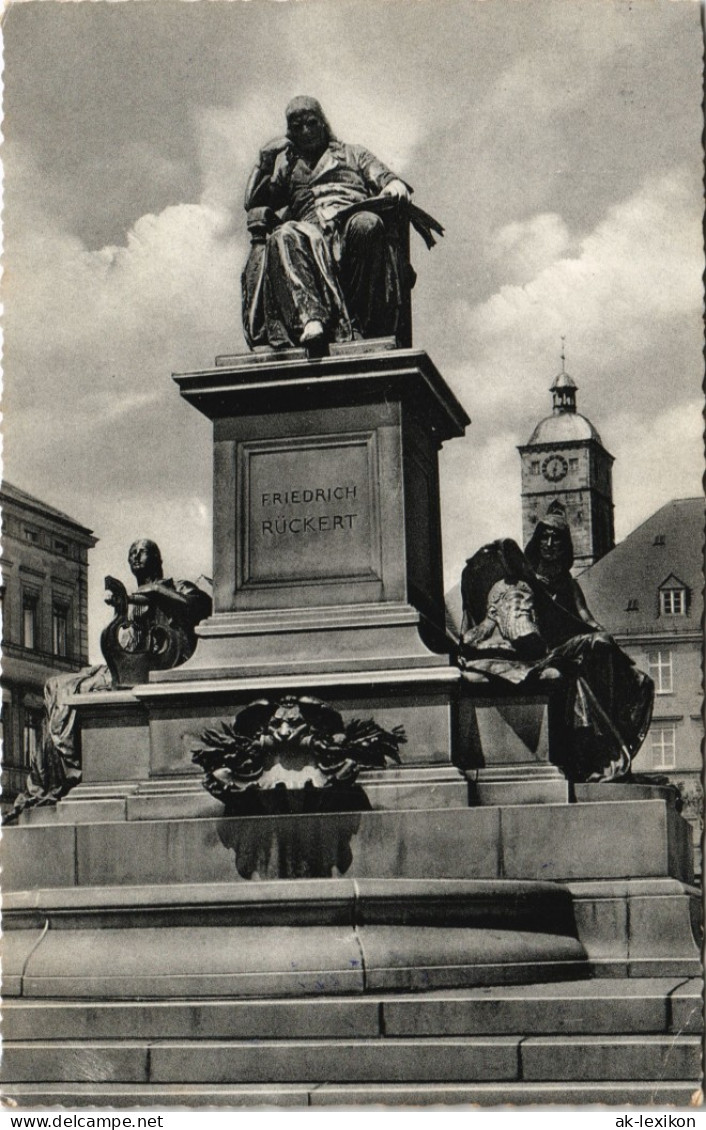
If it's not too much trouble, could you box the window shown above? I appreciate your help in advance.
[647,650,673,694]
[531,461,540,475]
[54,540,69,555]
[660,588,686,616]
[22,593,38,650]
[52,603,69,657]
[22,708,43,770]
[650,723,676,770]
[653,534,665,547]
[569,458,579,472]
[23,527,39,544]
[626,599,639,612]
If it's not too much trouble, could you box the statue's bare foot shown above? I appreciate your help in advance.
[537,666,562,681]
[300,320,325,343]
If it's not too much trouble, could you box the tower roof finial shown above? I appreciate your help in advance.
[550,338,577,412]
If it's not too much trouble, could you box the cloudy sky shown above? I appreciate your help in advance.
[3,0,703,659]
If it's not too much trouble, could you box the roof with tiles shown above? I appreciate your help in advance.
[1,480,96,539]
[578,497,703,637]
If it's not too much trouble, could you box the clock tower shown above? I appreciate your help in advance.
[518,356,615,572]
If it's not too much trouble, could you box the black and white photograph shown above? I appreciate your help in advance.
[1,0,703,1113]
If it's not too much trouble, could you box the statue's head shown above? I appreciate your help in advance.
[128,538,163,583]
[486,578,545,658]
[525,513,574,573]
[285,96,335,158]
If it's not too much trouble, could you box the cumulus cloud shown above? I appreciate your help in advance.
[440,429,524,594]
[488,213,573,286]
[4,144,250,649]
[449,167,702,418]
[608,400,704,541]
[3,1,702,657]
[437,168,703,591]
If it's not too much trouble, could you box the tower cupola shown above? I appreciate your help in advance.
[550,342,577,415]
[518,342,615,571]
[551,369,578,415]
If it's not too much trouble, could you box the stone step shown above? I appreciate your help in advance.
[2,876,581,932]
[3,979,701,1041]
[4,876,700,996]
[3,923,587,999]
[3,1080,701,1108]
[2,1035,701,1085]
[3,797,693,889]
[22,767,472,822]
[3,877,589,1001]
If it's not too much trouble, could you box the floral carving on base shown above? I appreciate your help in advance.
[191,695,405,803]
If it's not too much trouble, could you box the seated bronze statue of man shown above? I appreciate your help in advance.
[458,520,654,784]
[242,96,443,351]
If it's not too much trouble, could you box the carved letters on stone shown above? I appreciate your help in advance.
[241,434,381,587]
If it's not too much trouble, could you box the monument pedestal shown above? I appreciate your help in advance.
[3,344,701,1106]
[459,687,569,805]
[166,341,468,679]
[100,343,472,791]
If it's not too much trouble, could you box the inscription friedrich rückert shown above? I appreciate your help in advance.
[260,484,359,536]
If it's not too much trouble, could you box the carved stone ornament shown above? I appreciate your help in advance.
[191,695,405,801]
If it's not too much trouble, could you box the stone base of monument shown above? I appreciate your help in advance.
[6,684,700,1105]
[5,791,699,963]
[3,780,702,1105]
[459,688,569,805]
[3,346,701,1104]
[161,345,468,679]
[4,758,702,1090]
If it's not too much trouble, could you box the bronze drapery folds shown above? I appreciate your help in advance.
[242,97,443,350]
[458,524,654,784]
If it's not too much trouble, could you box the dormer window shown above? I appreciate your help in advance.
[658,574,688,617]
[626,599,639,612]
[660,588,686,616]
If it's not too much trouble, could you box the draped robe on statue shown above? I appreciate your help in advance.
[5,574,212,823]
[243,141,407,348]
[459,536,654,784]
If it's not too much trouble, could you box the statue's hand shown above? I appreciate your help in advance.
[259,137,291,171]
[381,179,411,203]
[104,575,127,611]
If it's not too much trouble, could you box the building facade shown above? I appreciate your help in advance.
[1,482,97,805]
[518,361,615,571]
[579,498,703,851]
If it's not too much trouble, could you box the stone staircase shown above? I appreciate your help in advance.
[2,788,703,1107]
[2,978,702,1107]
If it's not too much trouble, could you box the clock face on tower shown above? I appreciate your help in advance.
[541,454,568,482]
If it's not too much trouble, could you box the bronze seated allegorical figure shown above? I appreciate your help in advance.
[4,540,211,823]
[458,519,654,784]
[101,538,212,688]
